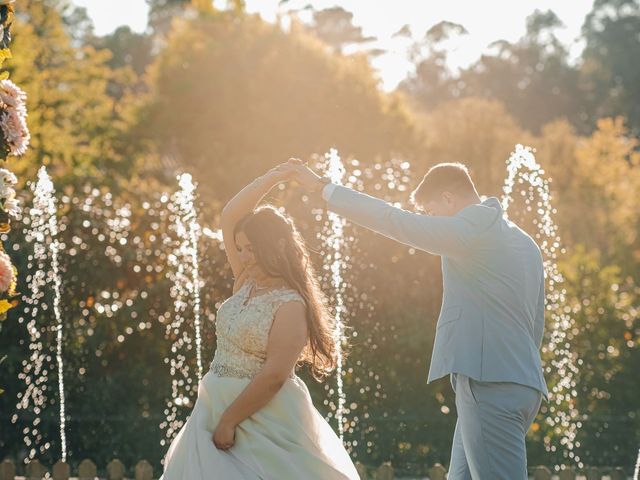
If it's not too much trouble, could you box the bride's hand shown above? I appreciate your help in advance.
[285,158,323,191]
[212,419,236,450]
[266,162,297,183]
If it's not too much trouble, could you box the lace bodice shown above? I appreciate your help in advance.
[210,280,305,379]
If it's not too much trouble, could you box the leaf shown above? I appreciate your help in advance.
[0,48,11,66]
[0,298,13,314]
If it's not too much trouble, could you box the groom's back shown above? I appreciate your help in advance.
[429,197,548,397]
[472,213,544,343]
[322,180,548,397]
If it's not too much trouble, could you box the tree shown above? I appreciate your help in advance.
[8,0,139,185]
[307,6,376,54]
[456,10,581,133]
[398,21,468,110]
[416,97,532,193]
[399,11,583,133]
[139,9,423,204]
[62,4,94,43]
[555,246,640,466]
[537,117,640,265]
[91,26,153,76]
[146,0,228,35]
[146,0,191,34]
[580,0,640,134]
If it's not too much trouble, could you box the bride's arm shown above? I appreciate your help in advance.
[221,165,291,290]
[212,301,308,449]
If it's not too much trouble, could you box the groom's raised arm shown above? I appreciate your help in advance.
[325,184,475,257]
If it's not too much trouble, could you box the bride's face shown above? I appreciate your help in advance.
[235,231,258,272]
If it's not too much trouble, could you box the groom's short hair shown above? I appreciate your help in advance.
[410,162,478,207]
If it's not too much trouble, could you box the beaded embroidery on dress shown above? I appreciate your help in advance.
[210,279,303,380]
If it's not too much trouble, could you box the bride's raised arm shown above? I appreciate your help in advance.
[220,163,293,290]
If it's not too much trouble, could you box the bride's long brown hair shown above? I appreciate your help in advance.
[234,205,338,381]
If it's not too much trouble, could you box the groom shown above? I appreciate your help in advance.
[287,159,548,480]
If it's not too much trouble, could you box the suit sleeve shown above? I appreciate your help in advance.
[534,274,546,349]
[326,184,475,257]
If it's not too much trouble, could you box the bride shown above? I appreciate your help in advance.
[160,163,359,479]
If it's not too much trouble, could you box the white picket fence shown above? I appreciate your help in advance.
[0,458,630,479]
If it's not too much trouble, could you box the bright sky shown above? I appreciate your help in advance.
[73,0,594,91]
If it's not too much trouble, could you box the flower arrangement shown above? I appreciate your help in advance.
[0,79,29,157]
[0,249,14,290]
[0,0,21,324]
[0,167,18,231]
[0,2,28,161]
[0,166,16,320]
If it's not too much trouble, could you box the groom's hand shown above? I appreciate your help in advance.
[285,158,325,192]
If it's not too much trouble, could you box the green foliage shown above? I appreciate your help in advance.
[90,26,153,76]
[537,117,640,266]
[0,0,639,474]
[401,10,581,134]
[307,6,376,54]
[139,10,423,204]
[581,0,640,134]
[8,0,140,184]
[416,97,532,194]
[401,1,640,136]
[0,185,221,466]
[557,246,639,464]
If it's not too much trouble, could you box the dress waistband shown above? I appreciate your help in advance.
[209,361,296,380]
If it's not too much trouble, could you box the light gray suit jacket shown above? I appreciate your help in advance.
[326,185,548,399]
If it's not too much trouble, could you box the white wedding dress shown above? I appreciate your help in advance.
[160,279,359,480]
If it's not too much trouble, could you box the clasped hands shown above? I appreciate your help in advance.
[267,158,327,192]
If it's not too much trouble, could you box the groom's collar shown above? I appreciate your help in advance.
[454,196,503,230]
[480,196,503,211]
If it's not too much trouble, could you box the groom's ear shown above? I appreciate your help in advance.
[442,191,456,205]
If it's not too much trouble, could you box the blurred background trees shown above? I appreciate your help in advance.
[0,0,638,475]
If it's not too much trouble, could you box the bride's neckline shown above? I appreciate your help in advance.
[242,278,292,302]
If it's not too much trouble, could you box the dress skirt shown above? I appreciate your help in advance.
[160,371,360,480]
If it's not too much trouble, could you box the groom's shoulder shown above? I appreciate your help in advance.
[455,197,502,232]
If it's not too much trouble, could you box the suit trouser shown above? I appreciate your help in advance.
[448,373,543,480]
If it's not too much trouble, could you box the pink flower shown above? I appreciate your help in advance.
[0,168,17,185]
[0,250,15,292]
[0,79,27,110]
[0,79,30,157]
[3,197,19,217]
[1,108,30,156]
